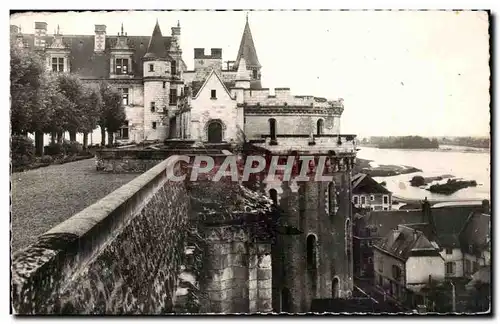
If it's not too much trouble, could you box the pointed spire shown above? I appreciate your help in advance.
[236,57,250,81]
[145,20,167,58]
[177,20,180,27]
[121,23,124,35]
[57,24,60,35]
[235,15,261,69]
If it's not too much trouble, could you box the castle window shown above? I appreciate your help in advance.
[353,195,359,205]
[169,88,178,105]
[370,195,375,201]
[269,189,278,205]
[119,121,129,139]
[445,248,453,255]
[253,69,258,79]
[163,81,166,89]
[150,102,156,112]
[307,234,317,270]
[120,88,129,105]
[52,57,64,72]
[171,60,177,75]
[328,182,337,215]
[116,58,129,74]
[211,89,217,99]
[152,122,157,130]
[383,195,389,204]
[269,118,277,141]
[149,64,154,72]
[360,196,366,205]
[317,119,324,135]
[446,262,456,276]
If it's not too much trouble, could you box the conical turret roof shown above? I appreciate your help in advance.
[235,17,261,69]
[145,21,167,59]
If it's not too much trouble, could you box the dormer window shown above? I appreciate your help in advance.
[116,58,129,74]
[253,69,258,79]
[149,64,154,72]
[211,90,217,99]
[52,57,64,72]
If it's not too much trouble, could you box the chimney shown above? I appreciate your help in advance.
[482,199,490,214]
[94,24,106,53]
[194,48,205,59]
[421,197,432,224]
[171,21,181,48]
[34,22,47,48]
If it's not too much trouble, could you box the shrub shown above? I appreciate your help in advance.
[46,143,63,156]
[40,155,54,164]
[11,135,35,167]
[62,140,82,155]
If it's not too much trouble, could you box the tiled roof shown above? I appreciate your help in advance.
[15,32,172,79]
[235,19,260,69]
[365,209,423,238]
[144,21,171,59]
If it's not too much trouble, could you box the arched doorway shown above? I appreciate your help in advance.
[207,120,223,143]
[317,119,324,135]
[332,277,340,298]
[281,288,291,313]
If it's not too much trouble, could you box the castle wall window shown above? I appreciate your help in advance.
[446,262,456,276]
[152,122,157,130]
[353,195,359,205]
[163,81,166,89]
[171,60,177,75]
[120,88,129,105]
[150,102,156,112]
[269,189,278,205]
[445,248,453,255]
[116,58,129,74]
[269,118,277,141]
[169,88,178,105]
[252,69,258,79]
[149,64,154,72]
[119,121,129,139]
[306,234,317,270]
[211,89,217,99]
[52,57,64,72]
[317,119,324,135]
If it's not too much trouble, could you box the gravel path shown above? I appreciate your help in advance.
[11,158,138,253]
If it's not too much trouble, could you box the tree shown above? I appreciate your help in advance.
[79,86,102,149]
[55,73,86,142]
[99,81,126,146]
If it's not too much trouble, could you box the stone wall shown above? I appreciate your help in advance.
[11,159,190,314]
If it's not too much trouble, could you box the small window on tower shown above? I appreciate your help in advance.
[211,90,217,99]
[152,122,157,130]
[253,69,258,79]
[163,81,166,89]
[150,102,156,112]
[149,64,154,72]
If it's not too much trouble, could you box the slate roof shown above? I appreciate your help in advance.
[459,211,491,254]
[235,18,261,69]
[351,173,391,195]
[14,31,172,79]
[144,21,171,59]
[374,224,441,261]
[190,74,262,98]
[366,204,484,249]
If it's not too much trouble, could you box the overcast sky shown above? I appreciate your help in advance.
[10,10,490,137]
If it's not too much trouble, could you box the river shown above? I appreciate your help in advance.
[356,146,491,201]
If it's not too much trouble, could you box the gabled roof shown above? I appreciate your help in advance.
[192,69,234,100]
[13,31,172,79]
[459,211,491,254]
[235,18,260,69]
[375,224,442,261]
[352,173,391,195]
